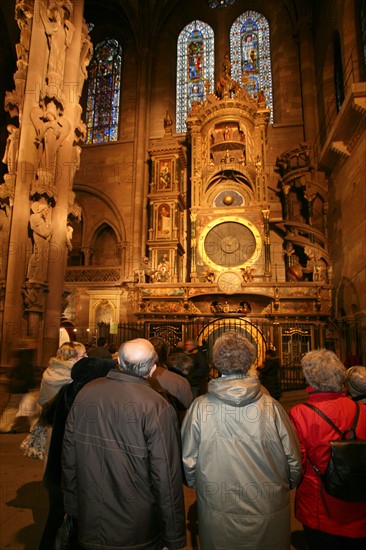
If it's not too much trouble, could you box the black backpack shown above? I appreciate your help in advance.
[304,401,366,506]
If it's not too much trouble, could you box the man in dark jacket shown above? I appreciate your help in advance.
[257,348,282,400]
[87,336,113,359]
[184,339,209,398]
[62,338,186,550]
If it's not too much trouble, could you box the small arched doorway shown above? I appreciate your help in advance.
[196,317,266,369]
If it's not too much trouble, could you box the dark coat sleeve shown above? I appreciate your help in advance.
[145,404,186,549]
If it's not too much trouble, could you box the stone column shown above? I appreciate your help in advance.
[131,42,152,271]
[42,0,86,364]
[1,0,48,364]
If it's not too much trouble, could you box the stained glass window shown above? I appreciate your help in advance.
[85,39,122,144]
[230,11,273,122]
[176,21,214,133]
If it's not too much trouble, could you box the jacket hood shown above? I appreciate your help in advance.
[208,374,262,406]
[42,357,75,383]
[71,356,115,385]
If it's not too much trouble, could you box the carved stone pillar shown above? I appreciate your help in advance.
[280,182,291,221]
[1,0,89,366]
[42,0,87,365]
[1,0,45,363]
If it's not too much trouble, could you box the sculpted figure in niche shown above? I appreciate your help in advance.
[27,201,53,282]
[65,224,73,252]
[303,246,328,283]
[78,21,93,96]
[95,300,113,324]
[223,126,231,141]
[0,208,11,279]
[237,301,252,315]
[222,52,231,79]
[31,102,71,175]
[2,125,20,175]
[138,256,153,283]
[240,266,255,283]
[15,13,31,63]
[41,0,74,81]
[284,242,303,282]
[201,270,215,283]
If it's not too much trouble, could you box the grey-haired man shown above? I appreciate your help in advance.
[63,338,186,550]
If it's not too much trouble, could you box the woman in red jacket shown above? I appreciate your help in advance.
[289,349,366,550]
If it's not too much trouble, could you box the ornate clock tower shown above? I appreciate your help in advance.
[187,64,271,286]
[133,56,331,360]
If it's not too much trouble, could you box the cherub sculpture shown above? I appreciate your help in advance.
[240,266,255,283]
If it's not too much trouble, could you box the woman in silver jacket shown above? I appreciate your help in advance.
[182,331,302,550]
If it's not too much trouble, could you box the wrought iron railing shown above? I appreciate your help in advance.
[96,318,342,391]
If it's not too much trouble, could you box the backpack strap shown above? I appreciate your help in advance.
[302,401,361,517]
[303,401,360,439]
[345,401,360,440]
[303,402,343,436]
[353,394,366,403]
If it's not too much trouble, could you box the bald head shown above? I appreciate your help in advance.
[118,338,158,377]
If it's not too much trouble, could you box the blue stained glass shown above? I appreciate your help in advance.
[86,39,122,144]
[230,11,273,122]
[176,21,215,133]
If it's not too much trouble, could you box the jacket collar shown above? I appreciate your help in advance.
[306,386,346,401]
[107,368,150,384]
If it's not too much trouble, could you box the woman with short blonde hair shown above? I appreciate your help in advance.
[38,342,85,405]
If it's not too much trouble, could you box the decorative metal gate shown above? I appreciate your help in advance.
[98,318,340,391]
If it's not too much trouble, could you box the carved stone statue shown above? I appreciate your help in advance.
[66,224,73,252]
[78,20,93,97]
[240,266,255,283]
[303,246,328,283]
[201,269,215,283]
[137,256,153,283]
[27,201,53,282]
[30,102,71,189]
[2,125,20,175]
[164,110,173,129]
[41,0,74,86]
[284,242,303,281]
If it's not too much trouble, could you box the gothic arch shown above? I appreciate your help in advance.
[90,222,121,266]
[336,277,360,318]
[204,170,255,206]
[73,186,126,243]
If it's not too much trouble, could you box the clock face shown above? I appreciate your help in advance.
[217,271,242,294]
[203,221,257,268]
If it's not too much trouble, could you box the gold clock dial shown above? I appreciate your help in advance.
[204,221,256,268]
[217,271,242,294]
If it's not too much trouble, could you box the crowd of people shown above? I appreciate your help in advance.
[1,333,365,549]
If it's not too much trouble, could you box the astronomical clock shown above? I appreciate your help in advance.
[186,70,271,288]
[139,56,331,356]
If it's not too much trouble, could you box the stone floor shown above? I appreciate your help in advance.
[0,389,308,550]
